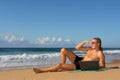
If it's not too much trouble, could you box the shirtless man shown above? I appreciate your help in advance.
[33,37,105,73]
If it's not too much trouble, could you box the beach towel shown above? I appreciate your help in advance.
[70,66,119,72]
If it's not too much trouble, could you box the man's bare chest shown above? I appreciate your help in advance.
[87,52,99,60]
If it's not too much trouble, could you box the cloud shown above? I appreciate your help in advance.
[0,33,25,43]
[3,35,24,43]
[51,37,56,42]
[0,33,76,47]
[36,37,75,47]
[37,37,49,44]
[64,39,71,43]
[36,37,70,44]
[57,38,62,42]
[0,33,33,47]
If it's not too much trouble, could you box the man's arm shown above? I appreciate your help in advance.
[75,40,91,51]
[99,51,105,68]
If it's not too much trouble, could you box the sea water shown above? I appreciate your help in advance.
[0,48,120,70]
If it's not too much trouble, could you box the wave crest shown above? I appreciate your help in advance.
[103,50,120,54]
[0,53,60,61]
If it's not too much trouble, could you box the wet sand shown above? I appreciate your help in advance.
[0,59,120,80]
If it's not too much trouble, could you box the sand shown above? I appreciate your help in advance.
[0,60,120,80]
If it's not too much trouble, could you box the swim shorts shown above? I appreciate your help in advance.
[74,55,83,70]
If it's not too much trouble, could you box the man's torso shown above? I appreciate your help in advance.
[82,49,100,61]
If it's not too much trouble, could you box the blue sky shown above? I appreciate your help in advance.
[0,0,120,47]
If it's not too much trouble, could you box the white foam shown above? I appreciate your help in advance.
[0,53,60,62]
[0,53,61,70]
[103,50,120,54]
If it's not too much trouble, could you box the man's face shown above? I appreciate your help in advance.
[91,39,98,49]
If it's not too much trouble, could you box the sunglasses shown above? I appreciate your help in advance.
[91,42,97,44]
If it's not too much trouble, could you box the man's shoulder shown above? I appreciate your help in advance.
[98,50,104,57]
[98,50,103,54]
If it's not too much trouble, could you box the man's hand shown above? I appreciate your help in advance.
[84,40,91,44]
[75,40,91,51]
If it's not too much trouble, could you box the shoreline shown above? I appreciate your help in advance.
[0,58,120,71]
[0,59,120,80]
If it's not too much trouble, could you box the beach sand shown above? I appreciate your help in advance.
[0,60,120,80]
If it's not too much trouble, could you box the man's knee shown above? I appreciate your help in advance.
[58,63,62,67]
[57,63,65,69]
[61,48,67,54]
[59,63,64,69]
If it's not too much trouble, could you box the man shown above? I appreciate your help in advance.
[33,37,105,73]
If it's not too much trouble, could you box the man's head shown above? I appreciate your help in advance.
[91,37,102,50]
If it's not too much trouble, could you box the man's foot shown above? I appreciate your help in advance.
[57,69,63,72]
[33,68,42,74]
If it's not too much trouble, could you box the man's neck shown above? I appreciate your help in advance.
[92,48,99,52]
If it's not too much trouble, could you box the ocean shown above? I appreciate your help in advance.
[0,48,120,70]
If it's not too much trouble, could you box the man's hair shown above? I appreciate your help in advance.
[93,37,103,51]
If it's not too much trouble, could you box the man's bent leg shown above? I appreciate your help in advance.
[60,48,76,64]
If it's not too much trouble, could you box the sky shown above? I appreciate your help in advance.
[0,0,120,48]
